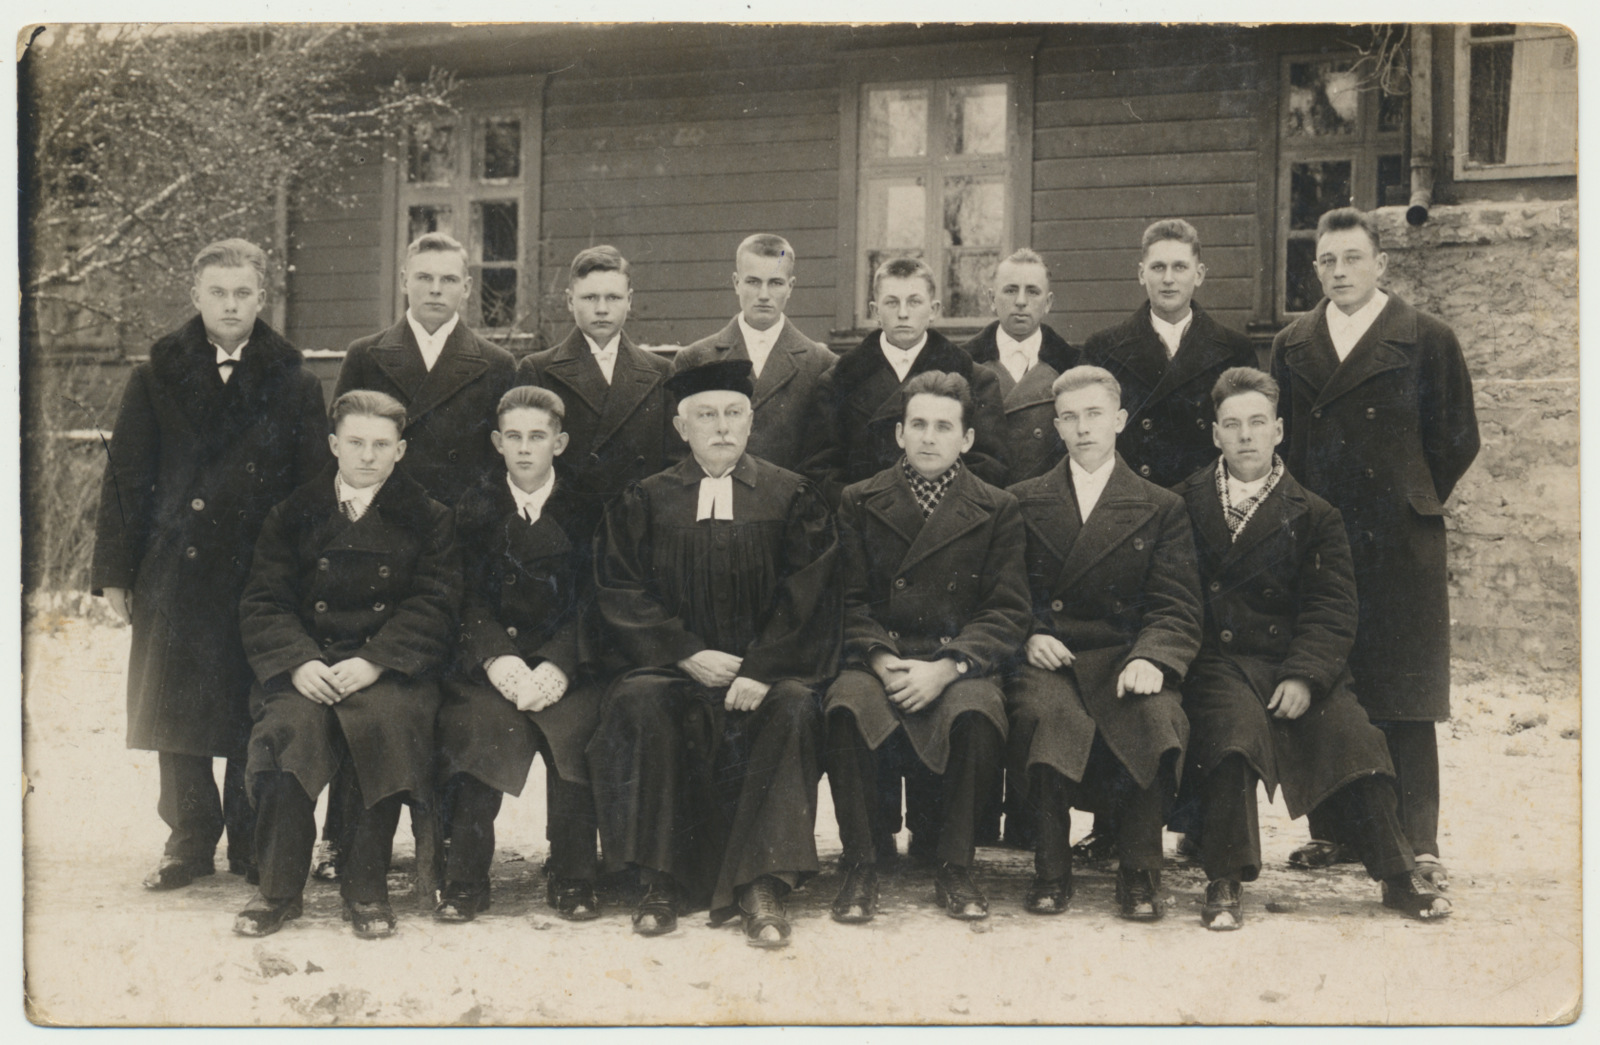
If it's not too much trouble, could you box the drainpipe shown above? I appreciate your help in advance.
[272,175,290,331]
[1407,24,1434,226]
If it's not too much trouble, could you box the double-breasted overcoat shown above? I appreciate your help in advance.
[91,315,328,758]
[334,319,518,506]
[1270,294,1480,721]
[961,320,1082,485]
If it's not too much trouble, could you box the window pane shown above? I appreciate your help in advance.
[478,117,521,181]
[1285,61,1360,137]
[1471,24,1518,37]
[407,122,456,184]
[1378,153,1407,207]
[863,179,927,250]
[1290,161,1352,230]
[1285,236,1321,313]
[408,204,453,243]
[946,82,1007,156]
[864,88,928,159]
[1468,41,1514,164]
[476,267,517,328]
[945,251,999,320]
[472,201,518,263]
[1378,88,1406,134]
[943,176,1005,247]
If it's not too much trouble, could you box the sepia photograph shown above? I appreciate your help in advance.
[14,11,1583,1028]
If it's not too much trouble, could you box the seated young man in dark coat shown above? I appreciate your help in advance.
[432,386,607,924]
[1004,365,1202,920]
[1174,367,1450,928]
[586,359,841,948]
[233,390,461,940]
[824,371,1031,924]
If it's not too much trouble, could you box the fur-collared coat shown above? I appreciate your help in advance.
[1271,294,1480,721]
[239,463,460,806]
[334,318,518,507]
[961,320,1081,485]
[91,315,328,758]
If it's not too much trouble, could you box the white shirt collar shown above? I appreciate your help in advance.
[212,339,248,363]
[583,332,621,357]
[695,464,737,521]
[1325,290,1389,361]
[995,326,1043,372]
[879,331,929,381]
[335,472,382,520]
[1068,455,1116,521]
[1226,468,1272,503]
[736,313,785,379]
[406,310,459,371]
[1150,309,1193,358]
[507,469,555,523]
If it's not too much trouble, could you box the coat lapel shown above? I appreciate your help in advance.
[407,323,491,421]
[366,321,430,403]
[896,469,991,574]
[752,323,803,409]
[1016,460,1081,565]
[542,330,606,417]
[1181,462,1235,563]
[594,336,661,448]
[1054,458,1159,591]
[1107,308,1170,397]
[1151,305,1234,400]
[861,471,930,554]
[1311,297,1417,409]
[1223,468,1310,567]
[1006,359,1059,414]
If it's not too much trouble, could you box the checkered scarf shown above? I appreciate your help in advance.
[1217,454,1284,541]
[901,455,963,518]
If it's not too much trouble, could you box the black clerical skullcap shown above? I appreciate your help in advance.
[666,358,755,401]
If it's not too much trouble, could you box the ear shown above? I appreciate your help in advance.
[929,299,943,319]
[671,414,690,444]
[959,427,976,454]
[190,285,203,312]
[1113,408,1128,435]
[1375,252,1389,279]
[867,300,880,324]
[1044,289,1055,314]
[565,287,576,314]
[490,430,504,453]
[1212,423,1224,453]
[328,432,340,456]
[1193,262,1207,288]
[1271,417,1285,448]
[394,439,407,462]
[553,430,570,456]
[731,270,742,291]
[894,421,906,449]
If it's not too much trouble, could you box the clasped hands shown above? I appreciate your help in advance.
[869,649,960,714]
[486,656,570,714]
[291,656,382,705]
[1024,633,1164,699]
[677,650,770,712]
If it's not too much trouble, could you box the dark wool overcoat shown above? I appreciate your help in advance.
[1005,456,1202,789]
[334,318,517,507]
[436,474,601,793]
[1081,301,1260,487]
[1176,462,1394,817]
[961,320,1081,485]
[1271,294,1480,721]
[827,465,1031,774]
[239,464,460,807]
[801,330,1009,507]
[674,316,838,473]
[516,328,676,535]
[91,315,328,758]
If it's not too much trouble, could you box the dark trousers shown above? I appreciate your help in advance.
[254,751,406,905]
[1308,720,1440,859]
[441,769,598,888]
[321,764,443,897]
[828,708,1001,870]
[1206,755,1415,882]
[1031,733,1169,879]
[158,752,254,869]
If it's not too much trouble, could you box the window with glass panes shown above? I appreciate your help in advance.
[1276,54,1407,318]
[1454,25,1576,180]
[855,78,1015,326]
[398,103,534,333]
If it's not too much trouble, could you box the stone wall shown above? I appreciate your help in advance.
[1376,201,1579,675]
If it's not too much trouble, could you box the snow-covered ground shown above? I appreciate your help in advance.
[21,611,1581,1026]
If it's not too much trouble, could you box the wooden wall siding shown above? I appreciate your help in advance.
[285,149,387,353]
[541,56,842,349]
[1033,29,1264,344]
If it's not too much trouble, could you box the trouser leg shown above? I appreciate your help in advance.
[1322,774,1416,881]
[339,753,407,906]
[252,770,316,902]
[322,765,351,846]
[222,756,255,869]
[825,708,881,867]
[1097,741,1169,874]
[1029,764,1078,881]
[545,758,599,882]
[157,751,224,865]
[441,772,503,887]
[1199,755,1260,882]
[1377,720,1440,859]
[925,712,1002,869]
[589,677,684,879]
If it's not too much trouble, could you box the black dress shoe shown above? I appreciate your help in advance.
[547,877,601,921]
[1024,873,1073,915]
[1070,829,1117,868]
[343,898,397,938]
[740,876,791,949]
[1116,867,1165,921]
[143,855,215,891]
[1381,871,1452,921]
[434,882,491,923]
[233,892,302,937]
[1201,877,1243,930]
[831,863,879,924]
[935,863,989,920]
[632,877,680,936]
[311,841,342,882]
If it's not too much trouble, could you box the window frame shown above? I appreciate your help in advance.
[1452,25,1577,181]
[835,37,1037,340]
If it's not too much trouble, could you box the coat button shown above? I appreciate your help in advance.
[1364,467,1375,478]
[1313,410,1323,420]
[947,581,957,592]
[939,635,951,644]
[373,602,386,612]
[245,462,257,473]
[184,546,198,559]
[504,574,516,585]
[1268,625,1281,636]
[1366,407,1377,419]
[1050,599,1064,612]
[1112,599,1123,611]
[888,630,899,640]
[590,452,602,463]
[1032,427,1043,439]
[1262,588,1274,598]
[1209,581,1221,592]
[1197,418,1207,429]
[506,626,519,638]
[1141,418,1153,430]
[378,565,391,577]
[1133,538,1145,550]
[237,510,247,520]
[448,450,460,462]
[317,557,330,571]
[191,498,205,511]
[314,600,328,612]
[1220,629,1234,643]
[322,637,334,648]
[1139,465,1151,477]
[894,578,906,589]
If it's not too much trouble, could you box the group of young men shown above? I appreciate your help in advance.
[92,208,1476,949]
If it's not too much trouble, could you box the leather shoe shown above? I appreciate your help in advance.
[740,876,791,949]
[343,898,397,939]
[233,892,302,937]
[1414,857,1450,892]
[311,840,342,882]
[1175,833,1201,863]
[1116,867,1165,921]
[934,862,989,920]
[831,863,879,924]
[143,855,215,891]
[1024,873,1072,915]
[1288,838,1346,869]
[434,882,491,923]
[1201,877,1243,930]
[1381,871,1452,921]
[632,876,680,936]
[547,877,601,921]
[1070,829,1117,868]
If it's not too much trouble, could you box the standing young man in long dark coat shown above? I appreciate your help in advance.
[1176,367,1450,929]
[586,360,840,948]
[1271,208,1479,889]
[93,238,327,891]
[433,386,605,924]
[234,390,460,939]
[825,371,1031,925]
[674,233,837,472]
[1003,365,1202,920]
